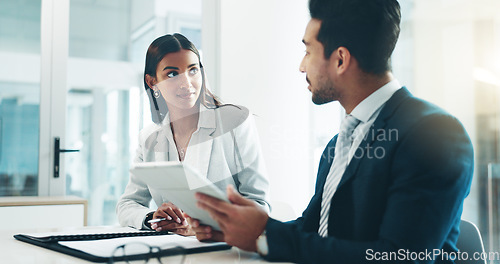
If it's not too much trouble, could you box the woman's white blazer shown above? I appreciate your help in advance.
[116,104,270,229]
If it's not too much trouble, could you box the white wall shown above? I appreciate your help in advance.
[204,0,313,216]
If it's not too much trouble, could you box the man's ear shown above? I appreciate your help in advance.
[329,47,351,75]
[145,74,156,89]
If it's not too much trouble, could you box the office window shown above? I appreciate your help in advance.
[390,0,500,253]
[0,0,41,197]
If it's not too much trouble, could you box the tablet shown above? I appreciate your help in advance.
[129,161,229,230]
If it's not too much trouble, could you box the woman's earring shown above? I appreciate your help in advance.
[153,85,160,98]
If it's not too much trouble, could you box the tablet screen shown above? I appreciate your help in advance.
[130,161,229,230]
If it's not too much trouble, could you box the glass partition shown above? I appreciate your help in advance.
[0,0,41,196]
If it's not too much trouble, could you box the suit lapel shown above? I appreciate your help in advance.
[185,128,214,178]
[337,87,412,188]
[316,136,338,195]
[306,136,337,228]
[154,125,174,161]
[183,106,216,178]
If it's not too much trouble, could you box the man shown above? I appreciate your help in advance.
[191,0,474,263]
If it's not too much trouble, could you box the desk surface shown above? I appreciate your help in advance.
[2,226,292,264]
[0,195,87,206]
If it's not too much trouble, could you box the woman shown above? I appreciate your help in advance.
[116,33,270,235]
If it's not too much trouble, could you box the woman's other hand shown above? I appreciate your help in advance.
[151,202,194,236]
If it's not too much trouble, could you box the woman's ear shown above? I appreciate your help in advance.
[145,74,156,89]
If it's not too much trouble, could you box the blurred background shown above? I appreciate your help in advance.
[0,0,499,258]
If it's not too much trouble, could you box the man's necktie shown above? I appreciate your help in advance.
[318,115,360,237]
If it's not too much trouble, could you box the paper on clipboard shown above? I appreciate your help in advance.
[14,226,231,262]
[129,161,229,230]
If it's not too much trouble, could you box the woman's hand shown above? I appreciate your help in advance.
[151,202,194,236]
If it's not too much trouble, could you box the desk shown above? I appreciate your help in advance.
[0,196,87,229]
[2,226,292,264]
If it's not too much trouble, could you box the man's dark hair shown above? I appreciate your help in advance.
[309,0,401,75]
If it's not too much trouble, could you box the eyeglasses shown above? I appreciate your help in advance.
[109,242,186,264]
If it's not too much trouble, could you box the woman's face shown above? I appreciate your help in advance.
[154,49,202,111]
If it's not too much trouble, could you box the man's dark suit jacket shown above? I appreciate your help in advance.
[264,88,474,264]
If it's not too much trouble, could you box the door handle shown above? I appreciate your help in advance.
[54,137,80,178]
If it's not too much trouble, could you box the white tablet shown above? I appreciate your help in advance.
[129,161,229,230]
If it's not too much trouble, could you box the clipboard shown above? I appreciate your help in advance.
[129,161,230,230]
[14,228,231,263]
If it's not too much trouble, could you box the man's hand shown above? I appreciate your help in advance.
[188,218,225,242]
[194,185,269,252]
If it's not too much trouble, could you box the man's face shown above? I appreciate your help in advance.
[300,19,339,105]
